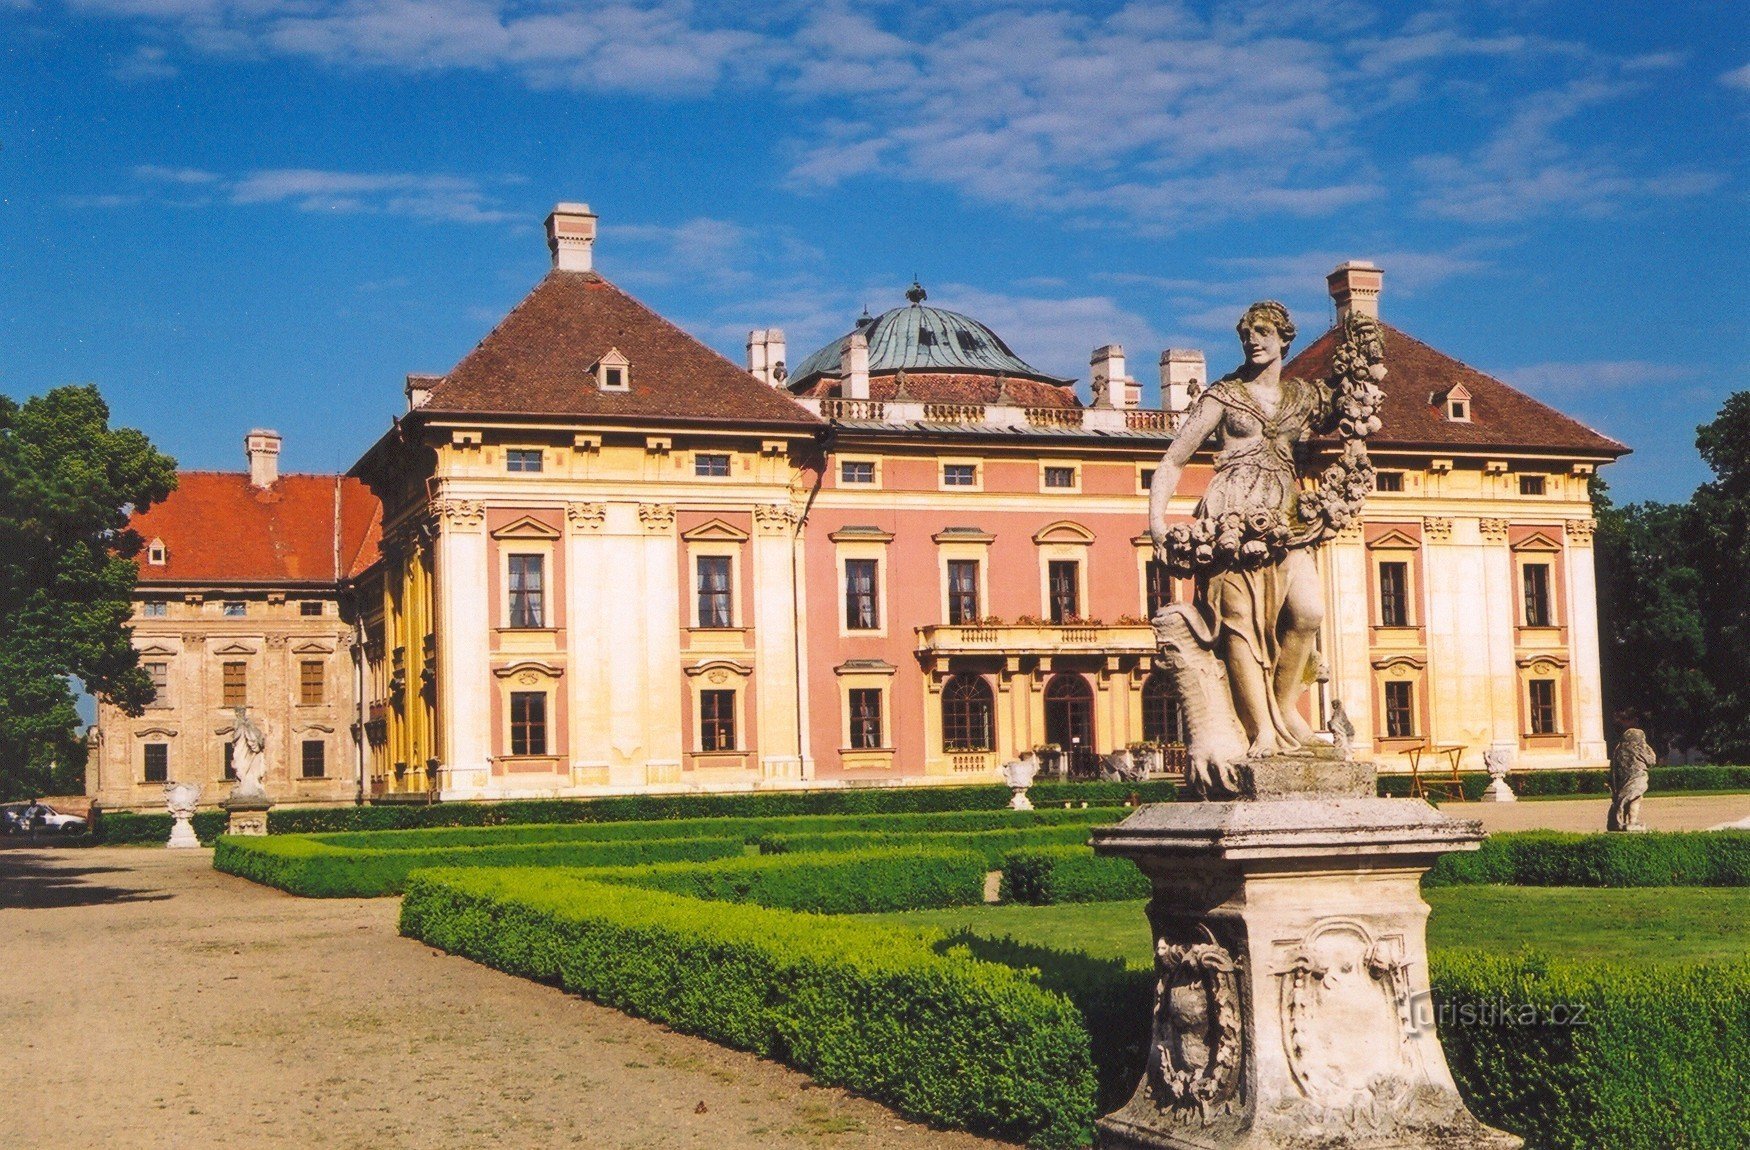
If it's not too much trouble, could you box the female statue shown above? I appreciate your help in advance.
[1608,729,1654,831]
[1149,303,1384,794]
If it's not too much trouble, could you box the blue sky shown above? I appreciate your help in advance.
[3,0,1746,503]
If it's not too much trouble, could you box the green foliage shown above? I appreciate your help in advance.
[88,808,231,845]
[757,823,1097,866]
[267,780,1175,834]
[1432,951,1750,1150]
[999,846,1150,905]
[1374,764,1750,801]
[1425,830,1750,888]
[584,847,989,914]
[1689,392,1750,760]
[214,833,747,898]
[398,868,1099,1148]
[0,385,177,799]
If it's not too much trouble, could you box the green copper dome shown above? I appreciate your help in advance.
[790,284,1066,386]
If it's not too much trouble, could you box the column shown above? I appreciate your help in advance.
[433,500,491,796]
[752,504,802,779]
[565,502,610,786]
[1565,519,1607,764]
[1479,519,1520,762]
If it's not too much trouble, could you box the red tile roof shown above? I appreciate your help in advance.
[422,271,821,428]
[801,372,1080,409]
[1286,323,1628,456]
[131,472,381,586]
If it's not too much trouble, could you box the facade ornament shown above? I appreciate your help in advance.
[637,503,676,532]
[754,503,798,534]
[565,502,607,532]
[1479,517,1510,543]
[265,634,287,649]
[1335,521,1364,544]
[1151,926,1243,1123]
[1608,728,1654,832]
[1422,516,1453,542]
[1564,518,1597,546]
[181,633,205,648]
[432,499,486,531]
[1146,303,1385,797]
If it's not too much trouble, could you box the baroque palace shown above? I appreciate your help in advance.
[92,202,1625,809]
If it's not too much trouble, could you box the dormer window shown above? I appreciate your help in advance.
[147,539,167,566]
[1437,383,1472,423]
[592,348,630,392]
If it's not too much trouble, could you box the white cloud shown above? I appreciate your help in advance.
[126,164,517,222]
[134,163,220,184]
[113,42,178,80]
[1503,360,1694,395]
[1722,62,1750,91]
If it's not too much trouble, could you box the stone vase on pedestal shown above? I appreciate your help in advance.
[1091,757,1520,1150]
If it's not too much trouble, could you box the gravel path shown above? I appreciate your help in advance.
[1444,791,1750,833]
[0,847,1013,1150]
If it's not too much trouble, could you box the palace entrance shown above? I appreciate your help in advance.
[1044,673,1097,778]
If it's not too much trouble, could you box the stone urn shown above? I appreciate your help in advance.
[163,782,202,849]
[1002,752,1042,810]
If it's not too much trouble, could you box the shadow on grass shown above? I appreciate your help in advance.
[934,929,1154,1112]
[0,852,173,909]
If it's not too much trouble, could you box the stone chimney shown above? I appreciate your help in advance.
[405,373,441,411]
[545,202,599,272]
[245,429,282,489]
[1327,260,1383,322]
[1090,344,1138,410]
[747,329,788,387]
[1161,349,1206,415]
[840,330,870,400]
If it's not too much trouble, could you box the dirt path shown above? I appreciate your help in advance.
[1444,791,1750,833]
[0,847,1014,1150]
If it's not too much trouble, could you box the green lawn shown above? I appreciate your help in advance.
[860,886,1750,968]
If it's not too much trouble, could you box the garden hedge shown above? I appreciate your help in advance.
[214,833,746,898]
[267,779,1176,834]
[1000,845,1150,905]
[584,846,989,914]
[757,823,1097,866]
[1376,764,1750,802]
[399,868,1098,1148]
[88,809,230,845]
[1425,830,1750,888]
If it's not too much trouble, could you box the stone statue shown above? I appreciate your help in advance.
[1326,699,1355,762]
[163,781,201,849]
[1608,728,1655,832]
[1001,751,1041,810]
[228,706,270,801]
[1149,303,1385,797]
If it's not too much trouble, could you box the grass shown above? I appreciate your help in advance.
[860,885,1750,968]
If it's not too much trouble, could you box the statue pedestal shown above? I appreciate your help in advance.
[1091,766,1520,1150]
[1009,786,1035,811]
[165,814,201,849]
[1478,777,1516,803]
[221,795,273,837]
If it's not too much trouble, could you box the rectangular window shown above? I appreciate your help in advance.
[222,601,247,617]
[510,691,547,756]
[1139,468,1155,492]
[1519,474,1546,495]
[508,554,545,628]
[1044,466,1076,489]
[223,742,236,781]
[700,689,737,751]
[1379,562,1409,627]
[1522,563,1552,627]
[946,560,980,625]
[1048,560,1080,624]
[694,453,731,477]
[299,660,325,705]
[1528,679,1558,735]
[1384,680,1416,738]
[143,743,168,783]
[840,460,875,485]
[1145,560,1173,618]
[506,448,543,473]
[1375,471,1404,492]
[142,600,167,618]
[942,463,976,487]
[696,555,734,627]
[849,688,883,750]
[845,558,879,630]
[145,661,168,705]
[299,600,324,617]
[301,740,326,779]
[222,661,247,707]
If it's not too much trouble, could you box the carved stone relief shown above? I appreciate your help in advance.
[1479,517,1510,543]
[754,503,798,533]
[1150,925,1244,1124]
[433,499,486,531]
[1564,518,1596,546]
[566,502,607,531]
[1421,516,1453,542]
[637,503,676,532]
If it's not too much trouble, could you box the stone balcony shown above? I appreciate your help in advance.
[916,621,1158,660]
[805,396,1182,436]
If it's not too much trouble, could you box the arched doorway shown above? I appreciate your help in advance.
[941,674,995,752]
[1045,673,1097,777]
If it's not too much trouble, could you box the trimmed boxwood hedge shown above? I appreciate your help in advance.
[583,846,989,914]
[1376,764,1750,802]
[1425,830,1750,888]
[399,867,1099,1148]
[214,833,747,898]
[268,779,1176,834]
[1000,846,1151,905]
[757,823,1097,866]
[88,809,230,845]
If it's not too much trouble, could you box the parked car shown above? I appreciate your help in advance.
[0,803,28,835]
[3,802,86,835]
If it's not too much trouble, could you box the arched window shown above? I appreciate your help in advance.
[1142,673,1187,746]
[942,675,994,752]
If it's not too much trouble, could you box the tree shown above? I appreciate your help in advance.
[1689,391,1750,760]
[0,385,177,799]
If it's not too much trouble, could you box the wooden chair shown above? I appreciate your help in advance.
[1407,744,1468,802]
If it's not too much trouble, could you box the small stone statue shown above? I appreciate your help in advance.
[1002,751,1041,810]
[1326,699,1355,762]
[164,781,202,849]
[1481,746,1516,803]
[228,706,270,801]
[1608,729,1655,832]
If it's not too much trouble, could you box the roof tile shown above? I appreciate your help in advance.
[131,472,380,585]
